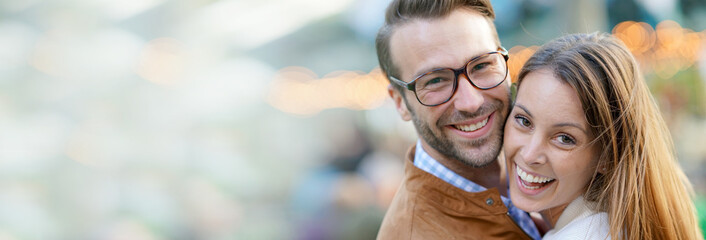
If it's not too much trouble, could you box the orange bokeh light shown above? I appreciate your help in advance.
[269,20,705,115]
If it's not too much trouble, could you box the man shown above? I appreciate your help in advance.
[375,0,540,239]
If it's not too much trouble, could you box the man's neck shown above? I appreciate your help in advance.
[439,156,506,194]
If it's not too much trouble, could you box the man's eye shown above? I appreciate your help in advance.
[424,77,450,87]
[427,77,443,85]
[471,62,490,72]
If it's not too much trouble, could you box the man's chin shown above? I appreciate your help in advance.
[453,138,502,167]
[455,152,497,168]
[416,116,503,168]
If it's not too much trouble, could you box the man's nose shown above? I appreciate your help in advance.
[451,74,484,112]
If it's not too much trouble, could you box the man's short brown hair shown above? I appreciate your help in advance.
[376,0,500,91]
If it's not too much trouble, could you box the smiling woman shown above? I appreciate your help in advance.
[504,32,703,240]
[505,68,604,238]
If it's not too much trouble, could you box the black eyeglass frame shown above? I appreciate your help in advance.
[388,47,510,107]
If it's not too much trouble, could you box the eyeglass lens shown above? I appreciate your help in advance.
[414,52,507,105]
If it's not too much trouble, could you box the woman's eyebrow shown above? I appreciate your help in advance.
[515,104,533,118]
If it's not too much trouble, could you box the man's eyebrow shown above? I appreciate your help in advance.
[412,50,492,78]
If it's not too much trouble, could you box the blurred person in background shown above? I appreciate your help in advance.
[505,32,703,239]
[375,0,540,239]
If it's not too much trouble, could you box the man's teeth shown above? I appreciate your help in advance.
[516,165,554,183]
[455,118,488,132]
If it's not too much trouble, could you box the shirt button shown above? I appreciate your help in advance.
[486,198,494,205]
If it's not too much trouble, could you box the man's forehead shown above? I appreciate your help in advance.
[389,13,496,80]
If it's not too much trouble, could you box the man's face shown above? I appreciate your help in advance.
[388,9,510,167]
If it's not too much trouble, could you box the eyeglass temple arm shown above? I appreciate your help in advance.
[388,76,415,91]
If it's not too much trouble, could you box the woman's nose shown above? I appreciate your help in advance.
[519,135,547,165]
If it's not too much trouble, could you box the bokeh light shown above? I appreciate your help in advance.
[1,0,706,239]
[267,67,388,115]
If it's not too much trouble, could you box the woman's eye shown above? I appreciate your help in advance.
[514,115,531,128]
[555,135,576,145]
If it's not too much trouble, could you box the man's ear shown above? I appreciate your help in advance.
[388,84,412,121]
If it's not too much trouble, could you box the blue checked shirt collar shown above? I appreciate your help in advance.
[413,141,541,240]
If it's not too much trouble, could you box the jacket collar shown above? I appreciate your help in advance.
[403,146,509,216]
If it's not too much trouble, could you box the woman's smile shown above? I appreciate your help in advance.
[514,164,555,194]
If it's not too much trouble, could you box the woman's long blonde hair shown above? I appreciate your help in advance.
[517,32,703,240]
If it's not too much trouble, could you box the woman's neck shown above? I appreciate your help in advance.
[540,203,570,228]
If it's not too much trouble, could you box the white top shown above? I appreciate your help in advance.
[543,196,611,240]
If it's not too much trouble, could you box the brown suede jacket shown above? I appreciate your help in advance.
[376,146,533,240]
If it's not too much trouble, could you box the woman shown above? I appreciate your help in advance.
[504,32,703,239]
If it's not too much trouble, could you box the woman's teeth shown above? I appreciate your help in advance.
[516,165,555,183]
[454,117,488,132]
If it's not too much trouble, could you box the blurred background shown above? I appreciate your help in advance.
[0,0,704,239]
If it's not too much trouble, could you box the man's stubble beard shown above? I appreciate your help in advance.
[405,97,508,168]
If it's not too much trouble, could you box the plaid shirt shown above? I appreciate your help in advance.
[414,142,541,240]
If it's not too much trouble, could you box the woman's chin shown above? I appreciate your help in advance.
[509,189,545,213]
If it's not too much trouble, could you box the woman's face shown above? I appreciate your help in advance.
[504,68,599,224]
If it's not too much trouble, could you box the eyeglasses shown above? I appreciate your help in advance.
[389,47,509,106]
